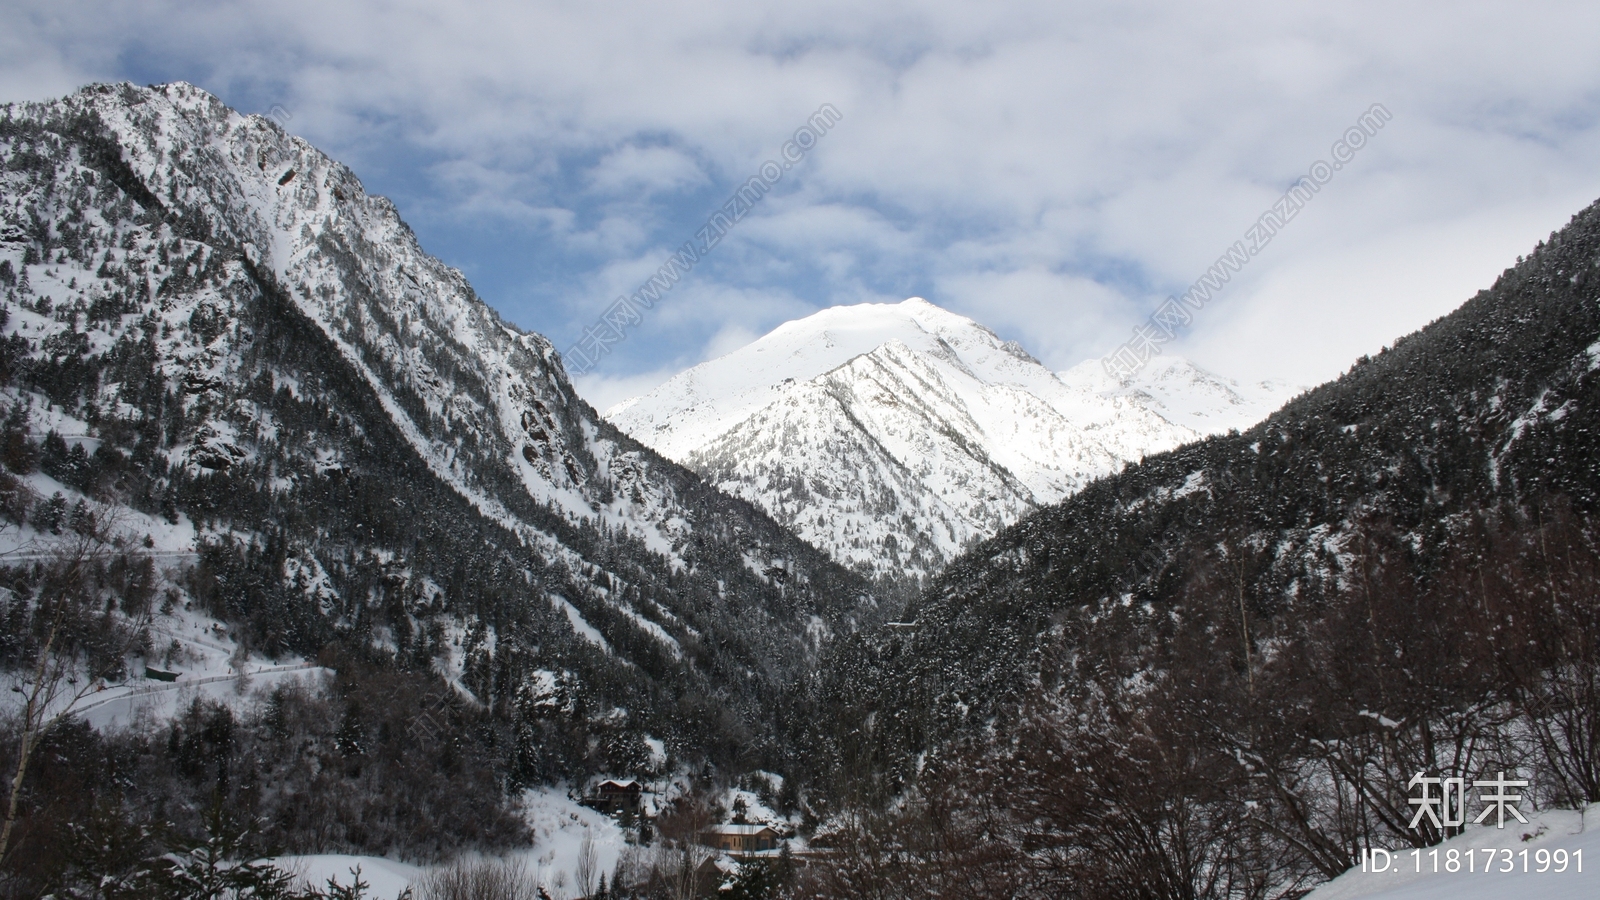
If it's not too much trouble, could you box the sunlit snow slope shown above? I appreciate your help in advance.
[1058,354,1302,437]
[609,298,1297,582]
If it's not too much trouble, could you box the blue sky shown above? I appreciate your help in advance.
[7,1,1600,409]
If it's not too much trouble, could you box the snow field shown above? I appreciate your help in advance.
[1305,804,1600,900]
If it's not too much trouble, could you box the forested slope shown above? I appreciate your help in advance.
[796,197,1600,898]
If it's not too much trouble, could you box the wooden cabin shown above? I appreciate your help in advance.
[701,824,781,855]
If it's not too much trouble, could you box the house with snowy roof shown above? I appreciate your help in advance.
[587,779,643,815]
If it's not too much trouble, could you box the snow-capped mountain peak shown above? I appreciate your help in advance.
[607,297,1043,459]
[609,298,1286,583]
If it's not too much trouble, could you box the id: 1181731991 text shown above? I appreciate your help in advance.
[1361,846,1581,875]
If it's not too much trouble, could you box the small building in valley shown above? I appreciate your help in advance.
[701,824,781,855]
[588,779,643,815]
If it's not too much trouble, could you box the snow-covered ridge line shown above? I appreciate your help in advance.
[2,81,867,685]
[608,297,1298,582]
[59,82,709,572]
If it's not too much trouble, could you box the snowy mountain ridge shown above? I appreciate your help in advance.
[609,298,1057,460]
[0,82,875,784]
[1059,353,1304,436]
[608,298,1300,583]
[75,82,651,545]
[52,81,872,596]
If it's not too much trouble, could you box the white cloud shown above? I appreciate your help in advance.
[587,145,708,197]
[572,366,681,416]
[6,0,1600,390]
[938,267,1131,369]
[1179,187,1600,385]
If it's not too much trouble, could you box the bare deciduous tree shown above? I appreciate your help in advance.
[574,827,597,898]
[0,505,151,865]
[415,856,540,900]
[652,791,716,900]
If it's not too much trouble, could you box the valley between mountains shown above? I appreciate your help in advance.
[3,82,1599,900]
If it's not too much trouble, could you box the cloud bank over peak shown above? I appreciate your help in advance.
[9,0,1600,399]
